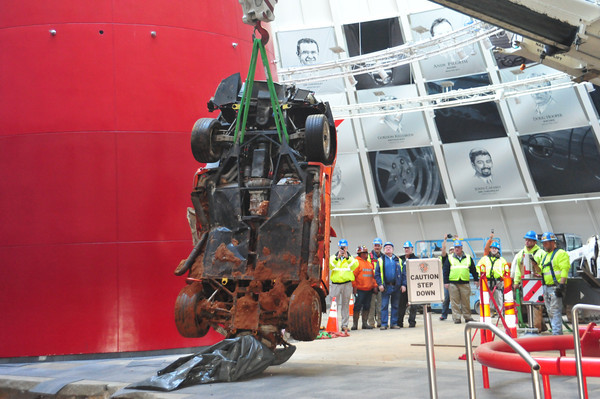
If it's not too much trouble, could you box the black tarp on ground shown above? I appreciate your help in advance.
[127,336,296,391]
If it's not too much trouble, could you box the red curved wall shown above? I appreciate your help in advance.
[0,1,275,358]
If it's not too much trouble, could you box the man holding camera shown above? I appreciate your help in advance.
[536,232,570,335]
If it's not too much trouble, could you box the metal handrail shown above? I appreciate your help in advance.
[571,303,600,399]
[464,322,542,399]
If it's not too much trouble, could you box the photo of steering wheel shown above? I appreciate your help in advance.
[370,147,444,207]
[521,127,600,196]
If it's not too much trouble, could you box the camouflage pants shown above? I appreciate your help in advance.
[543,285,563,335]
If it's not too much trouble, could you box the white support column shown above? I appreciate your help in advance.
[485,59,552,234]
[328,0,392,238]
[497,207,516,257]
[399,12,467,238]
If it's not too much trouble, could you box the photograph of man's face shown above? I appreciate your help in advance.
[500,64,588,134]
[296,38,319,66]
[469,148,493,182]
[430,18,453,37]
[528,74,553,115]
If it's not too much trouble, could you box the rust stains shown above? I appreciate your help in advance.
[232,294,259,331]
[303,192,314,221]
[214,243,242,265]
[257,200,269,216]
[253,262,274,280]
[259,280,289,316]
[189,252,205,279]
[262,247,271,256]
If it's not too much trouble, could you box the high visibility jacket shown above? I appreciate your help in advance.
[540,249,570,286]
[352,257,378,291]
[329,253,357,283]
[513,245,544,283]
[449,254,473,282]
[477,255,508,279]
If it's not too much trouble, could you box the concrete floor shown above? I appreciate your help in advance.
[1,314,598,398]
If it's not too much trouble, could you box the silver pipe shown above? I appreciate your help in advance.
[464,321,542,399]
[423,305,438,399]
[571,303,600,399]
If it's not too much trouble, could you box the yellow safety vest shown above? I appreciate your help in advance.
[449,254,472,282]
[540,249,570,286]
[477,255,507,279]
[329,255,357,283]
[513,245,544,283]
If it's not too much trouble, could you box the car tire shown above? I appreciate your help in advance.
[174,282,210,338]
[191,118,222,163]
[288,283,321,341]
[305,114,332,164]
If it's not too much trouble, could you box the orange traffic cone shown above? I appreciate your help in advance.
[326,297,340,333]
[349,294,354,317]
[503,266,518,338]
[479,266,493,343]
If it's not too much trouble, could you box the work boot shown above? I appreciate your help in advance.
[361,312,373,329]
[351,312,359,330]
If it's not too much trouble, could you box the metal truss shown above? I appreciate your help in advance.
[330,73,577,119]
[278,21,502,85]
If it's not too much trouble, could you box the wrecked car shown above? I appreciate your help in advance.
[174,73,337,348]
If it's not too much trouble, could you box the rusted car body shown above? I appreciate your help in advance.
[174,73,336,348]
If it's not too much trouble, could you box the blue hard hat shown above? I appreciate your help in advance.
[373,237,383,245]
[541,232,557,242]
[384,241,394,248]
[524,230,537,240]
[490,241,501,250]
[453,240,463,247]
[403,241,413,248]
[338,239,349,247]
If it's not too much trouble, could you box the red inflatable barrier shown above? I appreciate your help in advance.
[475,323,600,398]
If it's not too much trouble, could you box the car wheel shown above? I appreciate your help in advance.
[305,114,332,164]
[174,282,210,338]
[191,118,222,163]
[288,283,321,341]
[373,148,441,207]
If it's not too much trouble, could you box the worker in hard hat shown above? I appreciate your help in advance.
[368,238,384,328]
[375,241,405,329]
[538,232,570,335]
[329,239,358,334]
[398,241,419,328]
[512,230,546,332]
[439,234,455,320]
[352,246,378,330]
[476,241,509,315]
[443,240,478,324]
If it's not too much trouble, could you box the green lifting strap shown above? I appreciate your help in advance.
[233,38,289,145]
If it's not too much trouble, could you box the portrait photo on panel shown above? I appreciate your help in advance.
[520,127,600,197]
[343,17,410,90]
[357,84,430,151]
[500,64,589,134]
[425,73,506,143]
[331,153,370,211]
[443,138,528,203]
[276,26,345,94]
[408,8,486,81]
[368,147,446,208]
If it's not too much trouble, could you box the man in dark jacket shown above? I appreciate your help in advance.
[398,241,419,327]
[375,242,406,330]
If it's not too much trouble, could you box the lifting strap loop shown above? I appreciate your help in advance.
[234,36,289,145]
